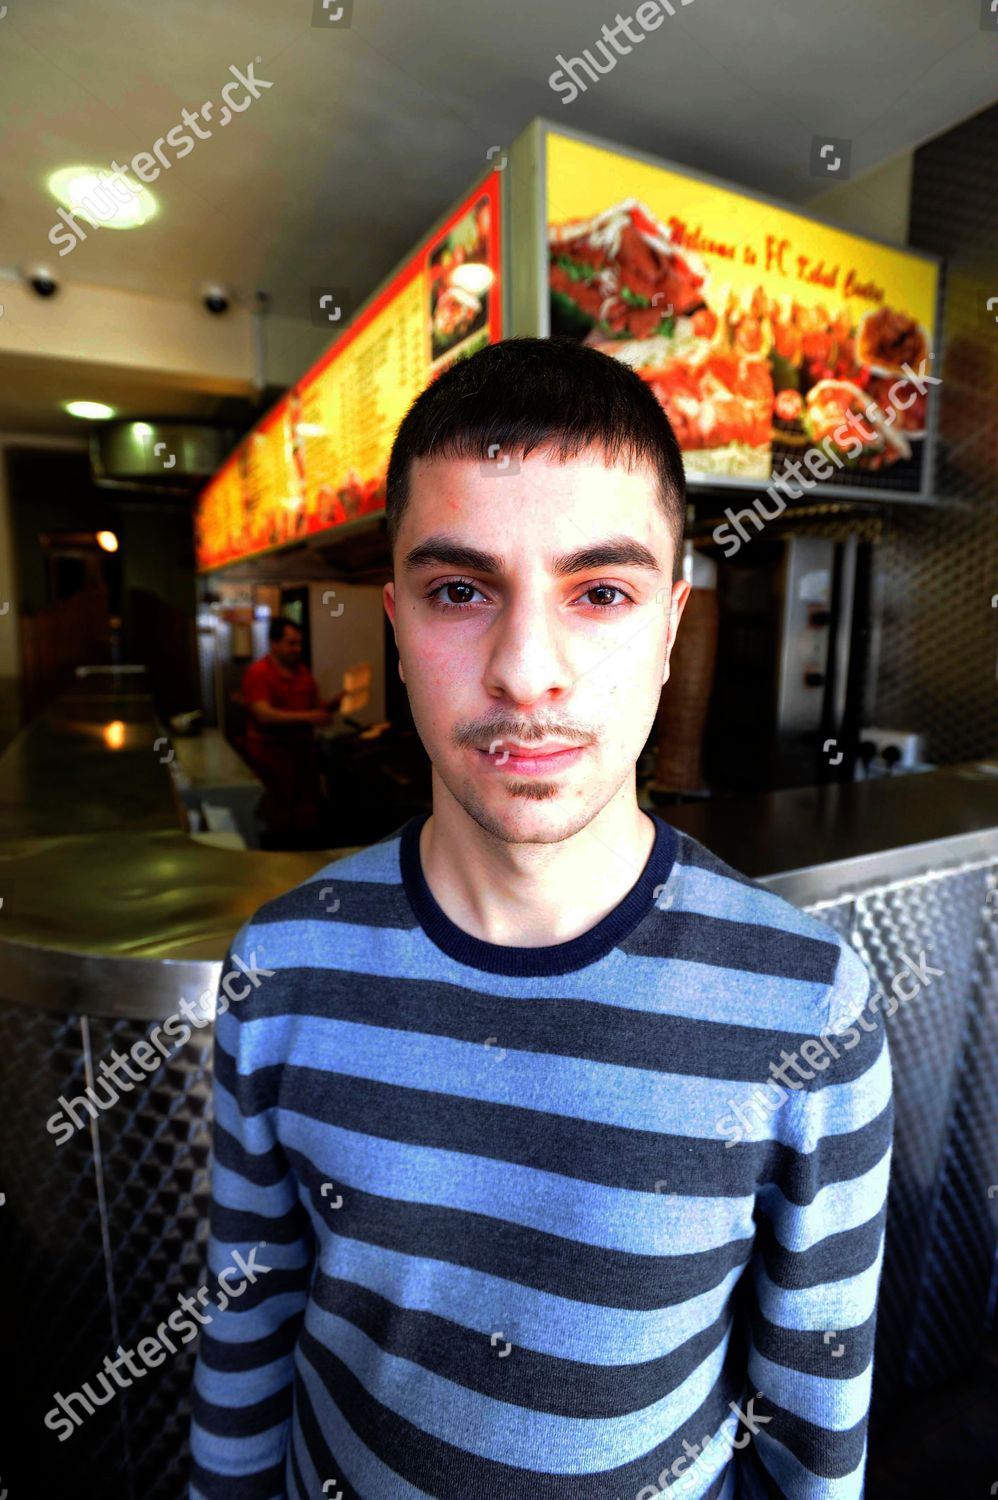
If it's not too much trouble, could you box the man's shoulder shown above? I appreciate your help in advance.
[664,826,868,1016]
[232,819,413,960]
[672,825,836,933]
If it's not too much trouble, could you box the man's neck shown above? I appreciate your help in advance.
[418,780,655,949]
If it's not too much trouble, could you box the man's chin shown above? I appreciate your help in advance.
[454,782,598,845]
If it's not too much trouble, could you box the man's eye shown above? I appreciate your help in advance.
[579,584,632,611]
[426,580,487,610]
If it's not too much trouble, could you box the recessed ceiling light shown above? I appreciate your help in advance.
[48,165,158,231]
[64,400,116,420]
[96,530,119,552]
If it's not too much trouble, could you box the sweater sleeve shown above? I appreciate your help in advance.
[189,932,315,1500]
[736,937,894,1498]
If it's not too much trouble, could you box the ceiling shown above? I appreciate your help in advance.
[0,0,995,354]
[0,350,263,436]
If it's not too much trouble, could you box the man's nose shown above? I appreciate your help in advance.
[484,597,574,704]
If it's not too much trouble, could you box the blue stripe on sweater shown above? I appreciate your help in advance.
[300,1295,730,1472]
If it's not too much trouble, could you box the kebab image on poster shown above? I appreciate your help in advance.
[428,194,494,364]
[545,132,938,494]
[550,199,774,480]
[759,299,931,481]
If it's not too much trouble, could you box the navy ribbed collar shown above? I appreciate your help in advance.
[398,809,677,977]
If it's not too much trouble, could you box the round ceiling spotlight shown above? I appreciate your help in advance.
[48,164,158,230]
[64,400,116,420]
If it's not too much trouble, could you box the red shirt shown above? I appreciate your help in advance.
[241,654,319,758]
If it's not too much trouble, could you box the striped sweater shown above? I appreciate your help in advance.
[189,809,892,1500]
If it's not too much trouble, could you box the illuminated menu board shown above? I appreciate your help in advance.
[545,129,940,495]
[196,173,502,571]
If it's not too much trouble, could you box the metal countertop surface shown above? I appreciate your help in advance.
[0,688,345,1009]
[664,760,998,881]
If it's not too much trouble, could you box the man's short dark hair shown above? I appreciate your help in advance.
[268,615,300,644]
[385,336,687,581]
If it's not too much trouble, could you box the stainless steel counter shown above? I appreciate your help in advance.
[0,681,356,1018]
[663,760,998,903]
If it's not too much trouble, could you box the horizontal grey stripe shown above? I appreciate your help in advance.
[309,1264,731,1417]
[220,964,875,1089]
[213,1051,890,1202]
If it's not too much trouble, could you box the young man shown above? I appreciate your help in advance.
[190,338,893,1499]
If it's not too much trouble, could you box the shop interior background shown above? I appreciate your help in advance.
[0,0,996,1496]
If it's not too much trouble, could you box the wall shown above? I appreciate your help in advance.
[307,580,386,726]
[0,278,327,712]
[0,446,24,746]
[4,443,202,719]
[873,106,998,763]
[0,445,22,682]
[0,278,325,392]
[0,436,91,742]
[807,150,914,247]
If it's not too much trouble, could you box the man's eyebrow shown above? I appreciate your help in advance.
[401,533,662,576]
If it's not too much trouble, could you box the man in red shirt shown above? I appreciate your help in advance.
[240,616,343,846]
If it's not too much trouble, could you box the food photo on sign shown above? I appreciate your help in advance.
[548,198,774,478]
[546,150,937,493]
[428,193,494,364]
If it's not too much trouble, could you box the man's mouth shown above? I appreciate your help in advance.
[474,740,588,775]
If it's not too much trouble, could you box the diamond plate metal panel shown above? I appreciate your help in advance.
[805,896,854,941]
[88,1014,214,1500]
[0,1003,214,1500]
[914,873,998,1373]
[805,860,998,1426]
[0,1003,127,1496]
[853,867,985,1410]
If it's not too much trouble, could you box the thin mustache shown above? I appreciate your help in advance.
[456,726,595,747]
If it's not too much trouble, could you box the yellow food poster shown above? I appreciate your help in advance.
[197,175,502,571]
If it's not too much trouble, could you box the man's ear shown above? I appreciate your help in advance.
[661,580,692,684]
[383,581,405,683]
